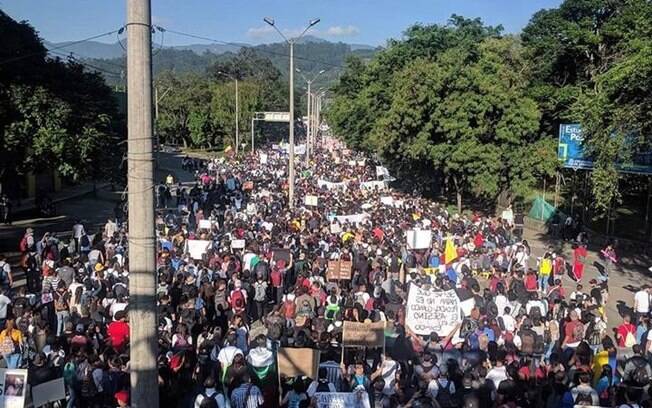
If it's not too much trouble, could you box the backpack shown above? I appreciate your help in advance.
[632,363,650,386]
[230,290,245,312]
[625,331,637,348]
[315,380,331,393]
[574,389,594,405]
[254,283,266,302]
[436,379,457,408]
[270,268,283,288]
[520,331,536,355]
[80,235,90,248]
[80,366,99,398]
[63,361,76,386]
[199,392,219,408]
[283,300,296,319]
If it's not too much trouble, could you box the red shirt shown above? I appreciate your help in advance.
[616,322,636,347]
[107,321,130,350]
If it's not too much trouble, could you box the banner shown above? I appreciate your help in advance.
[380,196,394,206]
[304,195,318,207]
[318,179,348,191]
[277,348,320,379]
[406,230,432,250]
[315,391,371,408]
[186,240,212,260]
[406,284,461,336]
[0,369,28,408]
[335,214,369,225]
[231,239,245,249]
[360,180,387,190]
[343,321,385,348]
[32,377,65,407]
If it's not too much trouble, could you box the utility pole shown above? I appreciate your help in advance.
[264,17,320,209]
[297,69,325,164]
[235,78,239,154]
[126,0,159,407]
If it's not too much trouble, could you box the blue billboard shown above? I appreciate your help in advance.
[558,124,652,175]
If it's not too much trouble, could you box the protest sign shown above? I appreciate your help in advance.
[32,377,65,407]
[376,166,390,178]
[326,260,352,281]
[272,248,291,263]
[330,223,342,234]
[339,260,353,279]
[231,239,245,249]
[343,321,385,348]
[246,202,257,215]
[304,195,318,207]
[186,240,211,260]
[259,153,268,164]
[360,180,387,190]
[198,219,213,230]
[380,196,394,206]
[406,230,432,250]
[243,181,254,190]
[357,159,366,166]
[406,284,461,336]
[0,369,28,408]
[335,213,369,225]
[460,298,475,317]
[277,348,319,379]
[315,391,371,408]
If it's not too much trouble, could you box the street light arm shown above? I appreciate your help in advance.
[266,21,290,44]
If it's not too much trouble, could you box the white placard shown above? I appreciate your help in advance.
[315,391,370,408]
[1,369,28,408]
[260,153,268,164]
[459,298,475,317]
[304,195,318,207]
[406,230,432,249]
[32,377,65,407]
[330,223,342,234]
[348,160,356,166]
[406,284,461,336]
[357,159,366,166]
[335,213,370,225]
[360,203,373,210]
[380,196,394,206]
[376,166,390,178]
[231,239,245,249]
[317,179,348,191]
[198,219,213,230]
[246,203,257,215]
[186,240,211,260]
[360,180,387,190]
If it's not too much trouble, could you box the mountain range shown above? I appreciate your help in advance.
[44,35,377,60]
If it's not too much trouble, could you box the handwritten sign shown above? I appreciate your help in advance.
[305,195,318,206]
[406,284,461,336]
[277,348,319,379]
[186,240,211,260]
[343,321,385,348]
[406,230,432,250]
[315,391,371,408]
[327,260,352,281]
[198,219,213,230]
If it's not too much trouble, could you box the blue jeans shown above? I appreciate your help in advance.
[56,310,70,336]
[3,352,21,368]
[539,276,549,292]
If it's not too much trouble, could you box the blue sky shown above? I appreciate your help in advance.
[1,0,563,46]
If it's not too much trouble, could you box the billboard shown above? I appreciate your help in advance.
[558,124,652,174]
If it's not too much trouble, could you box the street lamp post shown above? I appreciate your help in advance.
[217,71,239,154]
[297,69,325,163]
[264,17,320,209]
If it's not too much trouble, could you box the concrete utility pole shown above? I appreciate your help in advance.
[126,0,159,406]
[217,72,240,154]
[264,17,320,208]
[297,69,325,163]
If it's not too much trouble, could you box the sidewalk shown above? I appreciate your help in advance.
[10,182,110,215]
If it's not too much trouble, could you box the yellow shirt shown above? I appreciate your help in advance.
[0,329,22,345]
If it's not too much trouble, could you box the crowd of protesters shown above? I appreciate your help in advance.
[1,137,651,408]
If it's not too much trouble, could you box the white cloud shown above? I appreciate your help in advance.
[246,25,276,39]
[246,25,315,40]
[325,25,360,37]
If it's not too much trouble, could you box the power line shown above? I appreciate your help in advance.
[161,27,347,69]
[49,50,123,77]
[0,29,122,66]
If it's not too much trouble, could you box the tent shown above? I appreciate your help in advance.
[528,197,566,223]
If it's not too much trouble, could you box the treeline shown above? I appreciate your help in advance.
[0,11,124,195]
[327,1,652,214]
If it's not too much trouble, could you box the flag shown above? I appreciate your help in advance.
[444,238,457,264]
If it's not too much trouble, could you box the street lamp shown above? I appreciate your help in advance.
[264,17,320,208]
[297,68,326,163]
[216,71,240,155]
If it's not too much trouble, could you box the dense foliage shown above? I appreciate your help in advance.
[328,2,652,215]
[0,11,124,195]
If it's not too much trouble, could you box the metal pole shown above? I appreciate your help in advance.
[251,117,255,154]
[126,0,159,406]
[306,82,311,164]
[235,78,239,154]
[288,42,295,208]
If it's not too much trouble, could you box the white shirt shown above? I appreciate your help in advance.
[427,378,456,399]
[0,294,11,320]
[635,290,650,313]
[501,314,516,333]
[495,295,509,316]
[486,365,509,391]
[72,224,85,239]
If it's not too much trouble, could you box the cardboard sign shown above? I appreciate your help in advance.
[315,391,371,408]
[198,219,213,230]
[327,260,352,281]
[243,181,254,191]
[272,248,291,263]
[32,377,65,407]
[406,230,432,250]
[304,195,318,207]
[186,240,212,260]
[277,348,320,379]
[343,321,385,348]
[1,369,28,408]
[231,239,245,249]
[406,284,461,336]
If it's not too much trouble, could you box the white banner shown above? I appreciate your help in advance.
[1,369,28,408]
[186,240,212,260]
[380,196,394,206]
[198,219,213,230]
[360,180,387,190]
[406,284,461,336]
[304,195,318,207]
[406,230,432,249]
[315,391,370,408]
[32,377,65,407]
[335,213,370,225]
[317,179,348,191]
